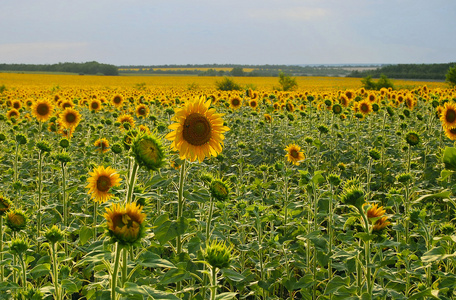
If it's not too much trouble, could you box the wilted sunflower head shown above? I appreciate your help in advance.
[0,195,12,216]
[6,209,28,232]
[131,131,166,171]
[104,202,147,246]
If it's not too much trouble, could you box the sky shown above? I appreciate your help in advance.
[1,0,455,66]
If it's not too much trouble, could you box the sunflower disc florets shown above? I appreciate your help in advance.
[131,132,166,171]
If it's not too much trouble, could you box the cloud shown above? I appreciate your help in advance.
[0,42,89,63]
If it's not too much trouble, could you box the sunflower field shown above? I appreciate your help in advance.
[1,73,456,300]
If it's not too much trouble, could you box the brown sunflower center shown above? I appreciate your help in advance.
[446,109,456,123]
[13,102,21,109]
[360,104,369,113]
[450,128,456,134]
[91,102,99,109]
[138,107,146,115]
[183,113,212,146]
[65,112,77,123]
[113,96,122,104]
[96,175,112,192]
[231,98,240,106]
[290,149,299,159]
[37,103,50,116]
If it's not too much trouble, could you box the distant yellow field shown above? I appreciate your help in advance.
[0,73,447,91]
[118,67,255,72]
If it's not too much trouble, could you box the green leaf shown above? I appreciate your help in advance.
[422,246,456,263]
[414,189,451,204]
[160,268,191,285]
[438,169,453,182]
[138,251,175,269]
[443,146,456,171]
[117,282,180,299]
[154,215,188,245]
[408,288,440,300]
[325,275,350,294]
[221,268,245,282]
[30,263,50,279]
[79,225,93,246]
[215,292,237,300]
[354,232,376,242]
[61,279,79,294]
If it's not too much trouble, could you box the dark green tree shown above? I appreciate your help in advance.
[446,65,456,87]
[278,72,298,91]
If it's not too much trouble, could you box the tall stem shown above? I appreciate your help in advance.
[61,162,68,256]
[125,160,139,204]
[206,197,214,242]
[111,243,122,300]
[0,217,3,282]
[37,151,43,248]
[210,267,217,300]
[176,160,187,292]
[122,248,128,287]
[51,242,60,300]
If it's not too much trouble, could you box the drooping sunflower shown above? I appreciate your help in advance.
[339,95,350,107]
[165,96,230,163]
[372,216,391,232]
[94,138,110,153]
[89,99,102,112]
[440,102,456,129]
[284,144,305,166]
[104,202,147,246]
[365,203,386,220]
[358,99,373,116]
[264,113,272,123]
[5,209,27,232]
[112,94,124,108]
[0,195,12,216]
[131,132,166,171]
[59,108,81,129]
[86,166,122,203]
[32,99,54,122]
[229,96,242,109]
[135,104,149,118]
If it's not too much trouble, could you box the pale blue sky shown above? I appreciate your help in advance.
[1,0,455,65]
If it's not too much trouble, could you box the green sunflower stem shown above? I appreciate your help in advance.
[111,243,122,300]
[125,160,139,204]
[50,242,61,300]
[0,216,3,282]
[210,266,218,300]
[176,159,187,293]
[122,247,128,287]
[37,150,43,249]
[61,161,68,256]
[93,201,97,241]
[206,196,214,242]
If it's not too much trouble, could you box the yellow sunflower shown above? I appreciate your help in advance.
[117,114,135,130]
[6,108,20,120]
[165,96,230,163]
[372,216,391,232]
[12,100,22,110]
[86,166,122,203]
[358,99,373,116]
[89,99,102,111]
[444,126,456,140]
[229,96,242,109]
[365,203,386,220]
[59,108,81,129]
[32,99,54,122]
[104,202,146,246]
[135,104,149,118]
[112,94,124,108]
[94,138,110,153]
[440,102,456,129]
[284,144,305,166]
[249,99,258,109]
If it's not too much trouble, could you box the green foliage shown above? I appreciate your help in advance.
[278,72,298,91]
[0,84,6,94]
[361,74,394,90]
[445,65,456,87]
[0,61,118,75]
[215,77,243,91]
[230,67,245,76]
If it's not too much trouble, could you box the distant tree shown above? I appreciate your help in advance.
[446,65,456,87]
[278,72,298,91]
[231,67,245,76]
[215,77,242,91]
[361,74,394,90]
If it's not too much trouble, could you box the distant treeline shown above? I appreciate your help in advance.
[118,64,351,77]
[347,63,456,80]
[0,61,118,75]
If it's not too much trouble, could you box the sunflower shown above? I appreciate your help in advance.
[345,90,355,100]
[339,95,350,107]
[89,99,102,111]
[444,126,456,140]
[60,100,74,109]
[0,195,12,216]
[112,94,124,108]
[12,100,22,110]
[165,96,230,163]
[59,108,81,129]
[285,101,294,112]
[94,138,110,153]
[117,114,135,130]
[5,209,27,232]
[229,96,242,109]
[131,132,166,171]
[440,102,456,128]
[365,203,386,220]
[249,99,258,109]
[264,113,272,123]
[32,99,54,122]
[135,104,149,118]
[372,216,391,232]
[6,108,20,120]
[284,144,305,166]
[358,99,372,116]
[104,202,146,246]
[367,93,377,103]
[86,166,122,203]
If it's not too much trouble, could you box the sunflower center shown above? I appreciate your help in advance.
[113,96,122,104]
[13,102,21,109]
[360,104,369,113]
[232,98,240,106]
[37,103,50,116]
[91,102,99,109]
[65,113,76,123]
[183,113,212,146]
[138,108,146,115]
[290,149,299,159]
[96,175,112,192]
[451,128,456,134]
[446,109,456,123]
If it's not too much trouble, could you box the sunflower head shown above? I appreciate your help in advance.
[112,94,124,107]
[229,96,242,109]
[340,184,365,211]
[10,238,29,256]
[405,131,420,146]
[86,166,122,203]
[89,99,102,111]
[364,203,386,222]
[6,209,28,232]
[135,104,149,118]
[165,96,230,163]
[210,178,230,201]
[205,240,233,269]
[284,144,305,166]
[131,132,166,171]
[32,99,54,122]
[104,202,147,246]
[94,138,110,154]
[0,195,12,216]
[45,225,65,244]
[372,216,391,232]
[59,108,81,129]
